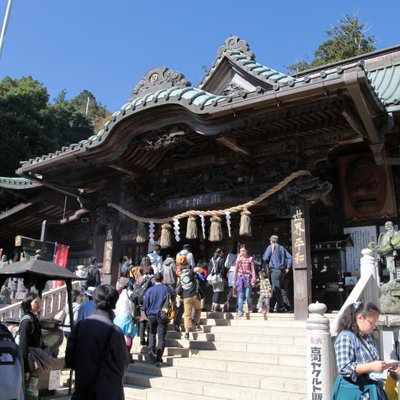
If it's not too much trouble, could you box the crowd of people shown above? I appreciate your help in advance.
[4,234,400,399]
[0,234,295,398]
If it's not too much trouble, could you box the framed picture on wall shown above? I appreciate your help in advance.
[339,152,397,221]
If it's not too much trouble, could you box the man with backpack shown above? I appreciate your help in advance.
[176,244,195,268]
[162,254,177,290]
[176,255,202,340]
[131,267,154,346]
[143,272,174,367]
[148,245,163,274]
[0,322,24,400]
[86,258,101,288]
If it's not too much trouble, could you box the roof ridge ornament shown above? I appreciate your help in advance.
[131,67,191,99]
[218,36,255,60]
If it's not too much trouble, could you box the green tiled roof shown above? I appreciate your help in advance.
[17,38,400,169]
[220,49,295,84]
[367,63,400,111]
[198,36,297,89]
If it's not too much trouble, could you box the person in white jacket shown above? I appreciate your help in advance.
[114,277,136,361]
[62,289,82,339]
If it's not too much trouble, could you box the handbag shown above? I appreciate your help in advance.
[28,346,56,375]
[207,273,223,285]
[207,257,224,285]
[384,373,398,400]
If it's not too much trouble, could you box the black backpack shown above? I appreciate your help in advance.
[86,267,97,287]
[0,323,24,400]
[158,290,176,322]
[130,276,153,305]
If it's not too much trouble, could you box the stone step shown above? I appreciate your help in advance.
[127,361,306,392]
[190,348,306,367]
[130,357,306,380]
[201,311,296,320]
[125,372,306,400]
[201,325,306,336]
[165,330,306,345]
[164,337,306,355]
[124,385,231,400]
[131,343,189,358]
[200,314,305,326]
[170,356,306,379]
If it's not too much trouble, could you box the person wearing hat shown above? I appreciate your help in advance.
[262,235,292,313]
[62,289,82,339]
[147,245,163,274]
[77,286,96,322]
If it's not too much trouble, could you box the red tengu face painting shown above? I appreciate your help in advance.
[339,153,397,220]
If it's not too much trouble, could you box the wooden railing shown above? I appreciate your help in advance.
[0,281,80,321]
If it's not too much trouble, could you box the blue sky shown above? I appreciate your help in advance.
[0,0,399,113]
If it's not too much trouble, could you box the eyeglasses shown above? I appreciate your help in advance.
[366,319,378,328]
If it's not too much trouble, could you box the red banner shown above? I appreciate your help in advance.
[51,244,69,289]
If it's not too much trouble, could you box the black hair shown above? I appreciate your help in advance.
[21,292,40,314]
[337,301,380,334]
[140,256,151,267]
[231,241,238,255]
[259,270,268,279]
[93,284,119,311]
[154,272,163,282]
[91,257,98,264]
[71,289,81,302]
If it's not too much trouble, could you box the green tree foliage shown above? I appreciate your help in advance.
[0,77,110,178]
[287,14,376,74]
[0,76,110,210]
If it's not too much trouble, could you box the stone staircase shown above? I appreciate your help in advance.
[124,312,307,400]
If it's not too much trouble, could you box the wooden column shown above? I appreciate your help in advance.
[291,200,312,320]
[102,225,121,286]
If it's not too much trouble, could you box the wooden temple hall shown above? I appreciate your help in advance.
[1,37,400,317]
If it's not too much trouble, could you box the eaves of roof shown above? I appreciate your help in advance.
[17,62,384,172]
[367,63,400,112]
[0,202,32,221]
[0,177,42,190]
[198,47,297,90]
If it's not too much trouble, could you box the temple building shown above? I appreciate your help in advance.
[1,37,400,316]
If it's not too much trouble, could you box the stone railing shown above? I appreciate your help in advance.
[330,248,380,336]
[0,282,80,321]
[307,248,381,400]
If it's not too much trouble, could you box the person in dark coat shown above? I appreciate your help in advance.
[143,272,174,367]
[65,284,129,400]
[19,292,43,399]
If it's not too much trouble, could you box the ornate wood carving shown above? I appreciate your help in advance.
[222,81,243,95]
[218,36,255,60]
[131,67,191,98]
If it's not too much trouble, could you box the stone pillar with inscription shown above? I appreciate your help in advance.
[291,201,312,320]
[307,302,335,400]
